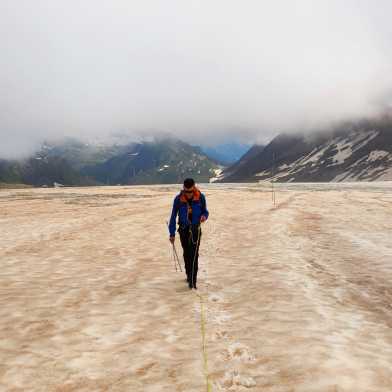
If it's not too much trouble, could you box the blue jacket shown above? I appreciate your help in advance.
[168,189,209,236]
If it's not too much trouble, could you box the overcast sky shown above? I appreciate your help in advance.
[1,0,392,158]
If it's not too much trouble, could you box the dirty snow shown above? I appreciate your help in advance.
[0,183,392,391]
[366,150,390,162]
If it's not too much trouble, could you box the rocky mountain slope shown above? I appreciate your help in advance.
[218,118,392,182]
[82,137,221,185]
[0,156,95,187]
[0,137,222,186]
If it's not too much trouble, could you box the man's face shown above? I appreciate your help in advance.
[183,186,194,199]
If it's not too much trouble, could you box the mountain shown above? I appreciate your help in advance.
[39,138,129,170]
[201,142,252,165]
[218,118,392,182]
[81,137,222,185]
[215,144,265,181]
[0,137,223,187]
[0,156,95,187]
[0,160,21,184]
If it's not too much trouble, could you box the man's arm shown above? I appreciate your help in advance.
[200,193,209,221]
[168,196,179,237]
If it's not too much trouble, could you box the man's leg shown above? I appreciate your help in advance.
[190,226,202,288]
[179,226,192,284]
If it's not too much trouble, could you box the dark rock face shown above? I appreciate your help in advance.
[0,137,221,186]
[219,144,265,181]
[219,118,392,182]
[0,156,94,187]
[81,138,220,185]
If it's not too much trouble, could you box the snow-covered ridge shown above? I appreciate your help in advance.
[252,128,392,182]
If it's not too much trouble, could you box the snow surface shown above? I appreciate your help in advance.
[0,183,391,391]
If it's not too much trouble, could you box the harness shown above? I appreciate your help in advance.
[179,187,201,203]
[177,187,202,228]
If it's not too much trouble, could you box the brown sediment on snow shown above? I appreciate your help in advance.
[0,183,391,391]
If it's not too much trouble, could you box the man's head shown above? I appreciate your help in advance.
[183,178,195,199]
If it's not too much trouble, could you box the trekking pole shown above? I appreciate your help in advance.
[166,221,182,272]
[172,245,183,272]
[171,245,177,272]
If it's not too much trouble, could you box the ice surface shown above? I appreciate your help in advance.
[0,183,391,391]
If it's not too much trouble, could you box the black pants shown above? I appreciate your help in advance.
[178,225,202,286]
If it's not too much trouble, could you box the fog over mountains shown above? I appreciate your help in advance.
[2,1,392,186]
[2,115,392,187]
[2,1,392,160]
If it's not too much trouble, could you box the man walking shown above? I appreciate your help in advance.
[168,178,209,289]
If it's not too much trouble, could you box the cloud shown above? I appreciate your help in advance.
[1,0,392,158]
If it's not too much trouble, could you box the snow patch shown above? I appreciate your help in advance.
[350,156,367,167]
[330,140,353,165]
[296,144,332,166]
[351,130,379,152]
[209,168,224,183]
[255,169,271,177]
[366,150,389,162]
[327,130,379,167]
[157,164,170,172]
[376,166,392,180]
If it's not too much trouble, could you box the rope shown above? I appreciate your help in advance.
[192,222,214,392]
[196,291,213,392]
[179,223,212,391]
[169,219,213,391]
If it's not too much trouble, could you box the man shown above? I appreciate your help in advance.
[168,178,209,289]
